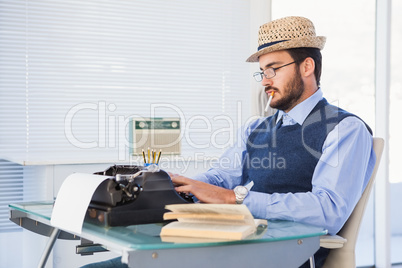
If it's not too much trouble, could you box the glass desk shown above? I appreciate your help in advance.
[9,202,327,268]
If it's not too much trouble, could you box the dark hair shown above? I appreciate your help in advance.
[287,47,322,86]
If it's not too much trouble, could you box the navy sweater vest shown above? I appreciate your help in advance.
[242,98,372,194]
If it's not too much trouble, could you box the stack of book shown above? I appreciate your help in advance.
[160,203,267,241]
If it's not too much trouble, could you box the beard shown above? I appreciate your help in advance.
[267,69,305,112]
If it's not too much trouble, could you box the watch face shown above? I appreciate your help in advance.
[234,186,248,204]
[236,186,248,195]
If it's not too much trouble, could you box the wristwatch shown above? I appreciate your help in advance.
[233,185,249,204]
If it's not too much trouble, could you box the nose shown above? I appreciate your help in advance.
[262,76,272,87]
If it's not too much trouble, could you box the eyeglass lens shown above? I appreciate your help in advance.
[253,68,275,82]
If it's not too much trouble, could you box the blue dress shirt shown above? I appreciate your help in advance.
[192,89,376,235]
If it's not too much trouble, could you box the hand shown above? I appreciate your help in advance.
[169,173,236,204]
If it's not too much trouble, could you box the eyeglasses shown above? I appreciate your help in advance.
[253,61,297,82]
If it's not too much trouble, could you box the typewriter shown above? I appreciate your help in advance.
[84,165,193,227]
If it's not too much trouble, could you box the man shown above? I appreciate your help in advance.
[170,16,376,268]
[83,16,375,268]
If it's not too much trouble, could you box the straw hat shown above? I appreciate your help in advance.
[246,16,326,62]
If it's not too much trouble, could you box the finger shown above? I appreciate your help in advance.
[171,175,191,185]
[168,172,178,178]
[174,185,193,193]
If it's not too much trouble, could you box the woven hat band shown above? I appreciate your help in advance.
[258,40,288,51]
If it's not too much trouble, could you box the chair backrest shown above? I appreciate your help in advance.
[323,137,384,268]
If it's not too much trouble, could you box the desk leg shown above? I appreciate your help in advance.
[37,227,60,268]
[309,256,315,268]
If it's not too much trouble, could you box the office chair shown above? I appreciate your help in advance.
[319,137,384,268]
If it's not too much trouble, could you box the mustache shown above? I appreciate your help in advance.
[265,86,278,92]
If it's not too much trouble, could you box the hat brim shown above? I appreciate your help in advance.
[246,36,326,62]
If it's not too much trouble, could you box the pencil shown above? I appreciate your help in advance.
[147,147,150,163]
[142,149,147,163]
[156,150,162,164]
[264,91,275,112]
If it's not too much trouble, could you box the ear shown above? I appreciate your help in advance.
[301,57,315,77]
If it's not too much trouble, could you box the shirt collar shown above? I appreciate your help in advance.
[276,88,323,125]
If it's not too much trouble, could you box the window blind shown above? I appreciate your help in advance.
[0,159,23,232]
[0,0,252,165]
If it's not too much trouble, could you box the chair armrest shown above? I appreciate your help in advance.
[320,234,347,249]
